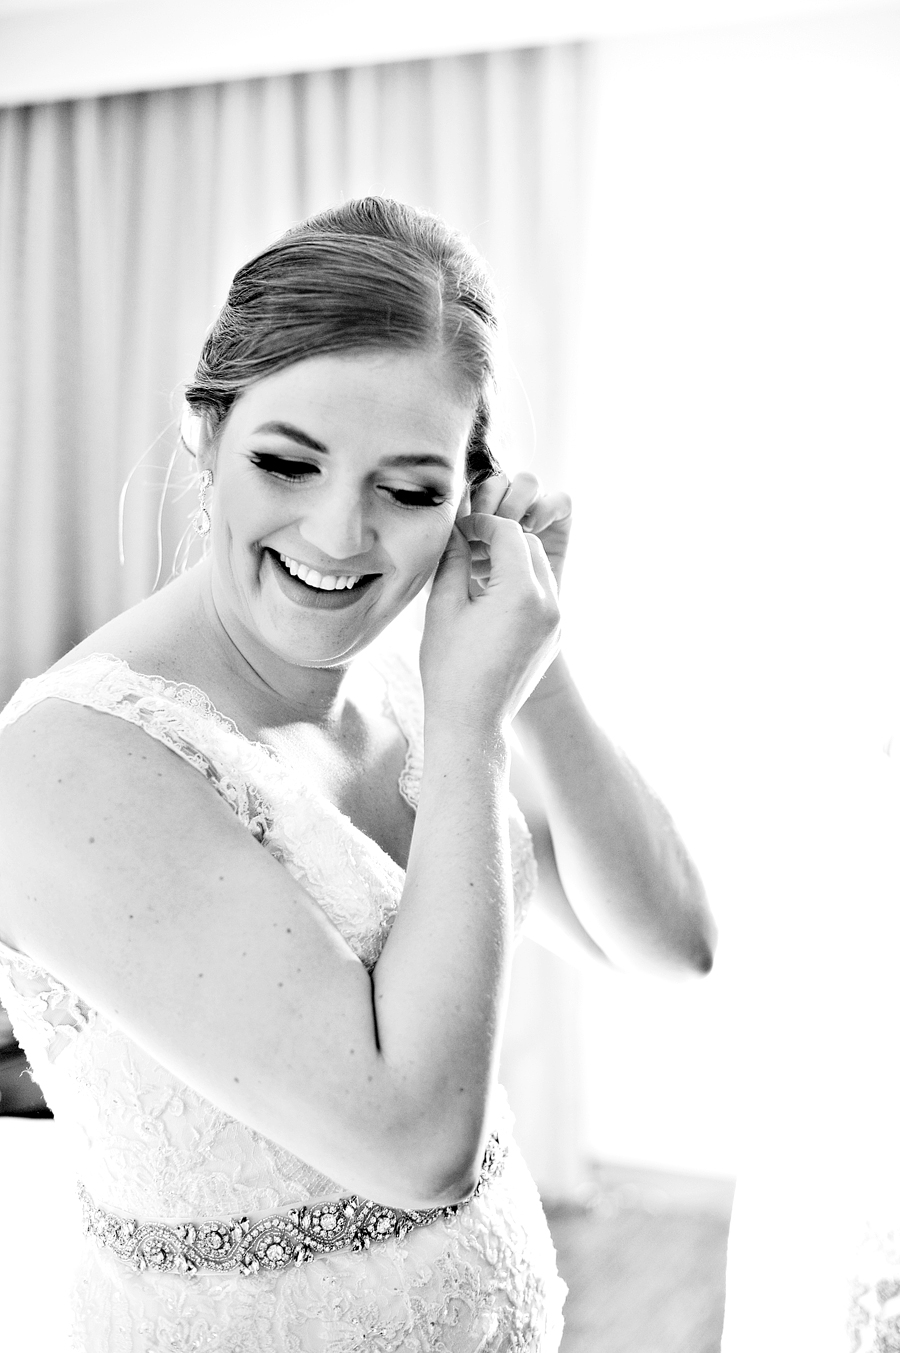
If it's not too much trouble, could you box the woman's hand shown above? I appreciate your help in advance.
[470,473,573,591]
[420,513,561,731]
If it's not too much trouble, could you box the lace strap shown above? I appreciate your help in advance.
[0,655,272,840]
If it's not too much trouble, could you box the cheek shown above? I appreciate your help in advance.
[412,512,456,571]
[217,480,271,551]
[388,514,455,595]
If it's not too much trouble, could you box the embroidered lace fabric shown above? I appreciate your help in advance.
[0,641,565,1352]
[77,1133,508,1275]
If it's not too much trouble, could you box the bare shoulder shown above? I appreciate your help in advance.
[0,696,242,950]
[1,691,212,805]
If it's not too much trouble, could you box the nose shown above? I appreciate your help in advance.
[298,479,374,562]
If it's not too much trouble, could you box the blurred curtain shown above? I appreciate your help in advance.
[0,45,598,1197]
[0,48,596,701]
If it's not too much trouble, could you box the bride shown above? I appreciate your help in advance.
[0,196,715,1351]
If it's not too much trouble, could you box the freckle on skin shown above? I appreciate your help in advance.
[88,836,95,844]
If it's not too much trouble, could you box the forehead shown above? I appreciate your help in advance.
[223,349,475,466]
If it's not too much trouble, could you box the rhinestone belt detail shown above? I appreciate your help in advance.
[78,1133,507,1275]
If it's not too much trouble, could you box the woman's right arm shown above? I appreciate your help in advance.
[0,520,559,1211]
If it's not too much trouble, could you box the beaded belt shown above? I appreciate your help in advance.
[78,1133,506,1276]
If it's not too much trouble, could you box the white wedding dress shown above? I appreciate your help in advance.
[0,646,566,1352]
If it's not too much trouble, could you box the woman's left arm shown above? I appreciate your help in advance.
[471,472,716,978]
[513,655,716,976]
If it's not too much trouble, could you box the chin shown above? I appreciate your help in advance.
[254,608,397,670]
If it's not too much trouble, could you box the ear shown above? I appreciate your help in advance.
[194,412,219,475]
[180,405,202,456]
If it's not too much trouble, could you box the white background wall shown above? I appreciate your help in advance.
[559,7,900,1178]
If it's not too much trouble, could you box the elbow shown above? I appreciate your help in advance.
[412,1156,482,1209]
[695,903,719,974]
[675,910,718,977]
[634,909,718,980]
[667,873,718,976]
[406,1131,486,1208]
[690,937,716,976]
[383,1115,487,1210]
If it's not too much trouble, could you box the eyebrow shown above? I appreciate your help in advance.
[252,421,456,473]
[379,453,456,472]
[252,421,328,453]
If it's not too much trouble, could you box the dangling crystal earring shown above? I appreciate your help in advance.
[195,469,213,536]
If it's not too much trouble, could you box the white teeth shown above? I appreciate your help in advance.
[277,553,363,591]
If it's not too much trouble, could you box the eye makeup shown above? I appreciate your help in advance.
[248,452,448,509]
[249,452,316,480]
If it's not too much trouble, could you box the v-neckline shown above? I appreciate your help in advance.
[66,652,416,878]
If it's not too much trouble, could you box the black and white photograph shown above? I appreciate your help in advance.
[1,2,898,1349]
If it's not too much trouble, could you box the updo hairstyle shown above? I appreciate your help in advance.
[184,197,501,486]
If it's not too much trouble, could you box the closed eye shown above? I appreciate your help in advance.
[249,453,317,481]
[385,486,446,508]
[250,453,446,507]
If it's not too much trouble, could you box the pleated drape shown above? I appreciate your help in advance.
[0,45,597,1198]
[0,46,596,702]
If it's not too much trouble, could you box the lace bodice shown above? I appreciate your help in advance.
[0,644,564,1352]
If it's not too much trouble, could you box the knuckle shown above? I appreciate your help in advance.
[515,472,541,495]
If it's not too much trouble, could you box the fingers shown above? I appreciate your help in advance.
[470,472,534,521]
[523,491,573,545]
[469,473,571,536]
[456,511,526,552]
[493,472,541,523]
[456,512,556,597]
[428,525,472,600]
[522,529,559,599]
[469,474,510,517]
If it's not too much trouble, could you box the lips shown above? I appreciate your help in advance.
[265,549,380,605]
[277,552,364,591]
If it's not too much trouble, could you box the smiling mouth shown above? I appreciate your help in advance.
[267,549,380,598]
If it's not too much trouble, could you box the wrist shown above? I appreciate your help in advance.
[423,712,510,773]
[424,698,507,747]
[514,654,572,725]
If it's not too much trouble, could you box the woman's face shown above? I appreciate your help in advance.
[203,348,473,669]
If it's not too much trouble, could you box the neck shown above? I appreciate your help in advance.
[193,560,351,726]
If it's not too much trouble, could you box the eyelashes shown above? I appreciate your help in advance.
[248,453,446,509]
[249,453,315,480]
[386,487,446,508]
